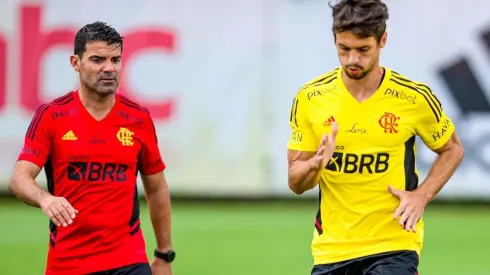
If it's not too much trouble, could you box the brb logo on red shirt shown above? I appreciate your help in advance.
[67,156,128,182]
[0,5,177,121]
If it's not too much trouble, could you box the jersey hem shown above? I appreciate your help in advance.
[287,144,317,152]
[45,257,149,275]
[312,244,421,265]
[140,165,166,176]
[16,156,44,169]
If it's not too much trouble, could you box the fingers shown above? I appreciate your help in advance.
[405,214,417,232]
[44,198,78,227]
[393,201,406,220]
[46,209,62,227]
[398,206,412,228]
[401,208,420,233]
[395,202,422,233]
[388,185,404,199]
[56,203,73,227]
[61,200,78,220]
[53,204,69,227]
[319,134,328,147]
[330,122,338,140]
[316,145,325,156]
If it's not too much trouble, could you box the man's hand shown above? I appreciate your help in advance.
[150,258,173,275]
[40,196,78,227]
[309,122,339,170]
[388,185,429,233]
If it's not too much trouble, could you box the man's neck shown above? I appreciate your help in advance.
[79,86,116,120]
[342,65,384,102]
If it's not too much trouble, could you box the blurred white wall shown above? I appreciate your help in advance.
[0,0,489,199]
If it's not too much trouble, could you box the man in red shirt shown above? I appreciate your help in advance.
[9,22,175,275]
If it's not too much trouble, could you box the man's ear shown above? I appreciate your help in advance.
[70,55,80,72]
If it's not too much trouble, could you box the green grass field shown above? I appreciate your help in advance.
[0,198,489,275]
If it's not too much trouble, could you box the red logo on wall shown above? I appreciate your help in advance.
[0,5,177,121]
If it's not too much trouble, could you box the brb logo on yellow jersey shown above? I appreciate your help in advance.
[326,152,389,174]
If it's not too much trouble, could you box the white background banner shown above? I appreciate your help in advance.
[0,0,489,199]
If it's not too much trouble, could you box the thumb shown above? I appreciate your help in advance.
[388,185,403,198]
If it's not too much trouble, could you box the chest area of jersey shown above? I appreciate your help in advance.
[52,120,143,181]
[309,102,414,152]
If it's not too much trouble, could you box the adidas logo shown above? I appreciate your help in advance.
[62,130,78,141]
[323,116,336,126]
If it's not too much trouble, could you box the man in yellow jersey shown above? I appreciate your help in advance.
[287,0,464,274]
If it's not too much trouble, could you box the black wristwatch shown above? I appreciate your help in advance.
[154,249,176,263]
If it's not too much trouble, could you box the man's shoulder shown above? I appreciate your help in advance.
[386,69,439,107]
[295,67,340,100]
[117,94,152,125]
[35,91,77,119]
[118,94,150,113]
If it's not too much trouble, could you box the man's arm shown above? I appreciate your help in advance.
[288,124,338,195]
[10,105,77,227]
[389,85,463,232]
[10,160,49,208]
[287,150,319,195]
[141,172,172,252]
[287,89,338,194]
[414,132,464,201]
[138,109,173,254]
[10,161,77,227]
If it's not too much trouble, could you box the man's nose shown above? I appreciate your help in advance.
[102,60,116,73]
[348,52,361,64]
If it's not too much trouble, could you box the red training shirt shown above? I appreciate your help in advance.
[17,90,166,275]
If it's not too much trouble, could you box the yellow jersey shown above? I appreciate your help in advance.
[287,66,455,265]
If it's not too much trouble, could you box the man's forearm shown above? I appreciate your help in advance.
[416,146,464,201]
[288,158,321,194]
[147,186,173,251]
[9,174,50,208]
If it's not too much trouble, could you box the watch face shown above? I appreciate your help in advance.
[167,251,176,262]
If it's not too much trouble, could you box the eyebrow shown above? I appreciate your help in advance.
[339,44,370,49]
[88,55,122,59]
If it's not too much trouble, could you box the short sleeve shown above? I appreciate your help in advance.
[414,89,455,150]
[17,104,53,168]
[287,92,318,152]
[138,110,166,175]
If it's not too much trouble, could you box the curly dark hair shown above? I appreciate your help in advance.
[74,21,124,57]
[330,0,389,42]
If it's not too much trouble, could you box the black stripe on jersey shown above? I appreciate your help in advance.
[404,136,418,191]
[414,83,442,113]
[130,222,141,236]
[292,98,299,127]
[49,220,57,249]
[27,93,74,141]
[300,75,338,93]
[128,181,141,236]
[307,68,339,87]
[289,98,295,124]
[44,156,57,248]
[289,97,298,126]
[120,99,145,112]
[120,95,148,113]
[297,68,339,93]
[314,191,323,235]
[27,104,49,140]
[390,77,441,122]
[391,72,443,113]
[391,73,443,116]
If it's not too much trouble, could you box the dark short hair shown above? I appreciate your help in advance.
[330,0,389,42]
[74,21,124,57]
